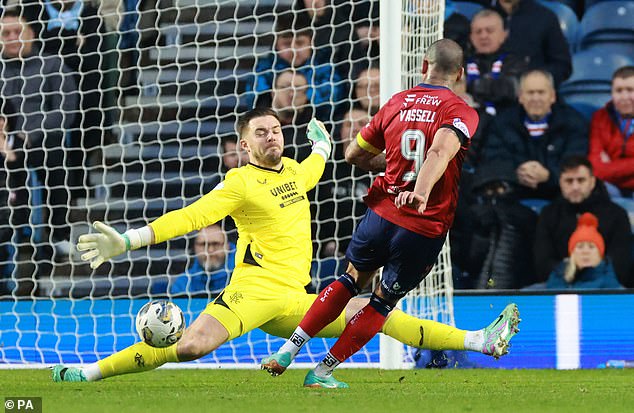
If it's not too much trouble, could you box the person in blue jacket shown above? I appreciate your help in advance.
[546,212,624,289]
[152,224,235,296]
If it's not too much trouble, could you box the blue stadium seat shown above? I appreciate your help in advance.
[452,1,484,20]
[564,93,611,120]
[578,1,634,50]
[537,0,579,50]
[584,0,630,12]
[559,47,634,95]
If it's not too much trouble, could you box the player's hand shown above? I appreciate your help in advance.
[395,191,428,215]
[307,118,332,159]
[76,221,127,269]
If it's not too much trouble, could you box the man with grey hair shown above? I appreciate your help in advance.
[480,69,588,200]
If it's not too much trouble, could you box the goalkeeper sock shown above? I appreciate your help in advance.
[95,341,179,380]
[382,309,467,351]
[278,274,359,359]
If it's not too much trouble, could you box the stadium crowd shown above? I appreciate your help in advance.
[0,0,632,297]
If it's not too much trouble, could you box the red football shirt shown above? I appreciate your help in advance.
[358,83,479,237]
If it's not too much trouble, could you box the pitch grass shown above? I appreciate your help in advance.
[2,369,633,413]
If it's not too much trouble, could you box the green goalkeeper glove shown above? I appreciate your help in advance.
[307,118,332,160]
[76,221,128,269]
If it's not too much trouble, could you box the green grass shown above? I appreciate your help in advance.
[2,369,633,413]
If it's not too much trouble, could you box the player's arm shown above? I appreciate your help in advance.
[77,174,244,269]
[345,132,386,173]
[395,127,461,214]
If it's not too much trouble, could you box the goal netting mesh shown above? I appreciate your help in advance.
[0,0,449,369]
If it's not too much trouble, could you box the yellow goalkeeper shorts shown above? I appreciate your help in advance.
[202,271,347,340]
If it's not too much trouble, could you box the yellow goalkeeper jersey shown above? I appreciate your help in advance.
[149,153,325,290]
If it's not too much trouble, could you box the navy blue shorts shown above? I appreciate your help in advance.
[345,209,446,300]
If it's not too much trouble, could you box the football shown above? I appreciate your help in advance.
[135,300,186,348]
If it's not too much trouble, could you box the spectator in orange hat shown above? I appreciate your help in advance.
[546,213,623,289]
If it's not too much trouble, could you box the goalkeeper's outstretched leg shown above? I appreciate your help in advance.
[51,313,229,382]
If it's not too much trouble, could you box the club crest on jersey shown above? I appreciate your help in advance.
[387,185,400,195]
[452,118,470,138]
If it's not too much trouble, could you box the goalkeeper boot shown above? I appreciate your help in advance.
[51,365,87,382]
[260,351,292,376]
[303,370,349,389]
[482,303,521,359]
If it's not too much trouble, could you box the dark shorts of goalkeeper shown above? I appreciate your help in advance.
[345,208,446,301]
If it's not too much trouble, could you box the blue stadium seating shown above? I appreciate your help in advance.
[452,1,484,20]
[537,0,579,50]
[559,46,633,119]
[584,0,632,12]
[559,47,634,95]
[564,93,611,120]
[578,1,634,49]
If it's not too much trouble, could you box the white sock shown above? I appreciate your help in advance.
[278,326,312,359]
[463,330,484,352]
[83,363,103,381]
[313,352,341,377]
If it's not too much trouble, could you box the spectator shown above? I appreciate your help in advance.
[534,155,632,286]
[20,1,109,188]
[480,70,588,200]
[0,97,28,240]
[311,107,373,293]
[456,161,537,289]
[246,13,343,119]
[220,136,249,173]
[260,69,315,161]
[0,9,78,259]
[349,0,379,75]
[0,97,28,295]
[495,0,572,86]
[291,0,362,80]
[153,224,235,296]
[588,66,634,198]
[546,213,623,289]
[353,66,380,116]
[444,0,471,54]
[453,75,493,170]
[314,107,371,258]
[466,9,527,115]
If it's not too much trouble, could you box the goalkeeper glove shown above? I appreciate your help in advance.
[307,118,332,161]
[76,222,153,269]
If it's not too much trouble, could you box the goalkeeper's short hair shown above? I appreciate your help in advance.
[237,108,280,138]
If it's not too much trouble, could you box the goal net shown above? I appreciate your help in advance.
[0,0,449,369]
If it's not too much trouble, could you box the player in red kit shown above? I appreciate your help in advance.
[262,39,521,388]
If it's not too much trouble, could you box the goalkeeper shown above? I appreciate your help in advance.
[53,108,517,384]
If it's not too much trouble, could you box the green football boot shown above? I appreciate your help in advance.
[260,351,292,376]
[51,365,87,382]
[303,370,349,389]
[482,303,521,359]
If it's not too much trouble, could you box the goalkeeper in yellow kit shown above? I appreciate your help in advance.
[52,108,519,385]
